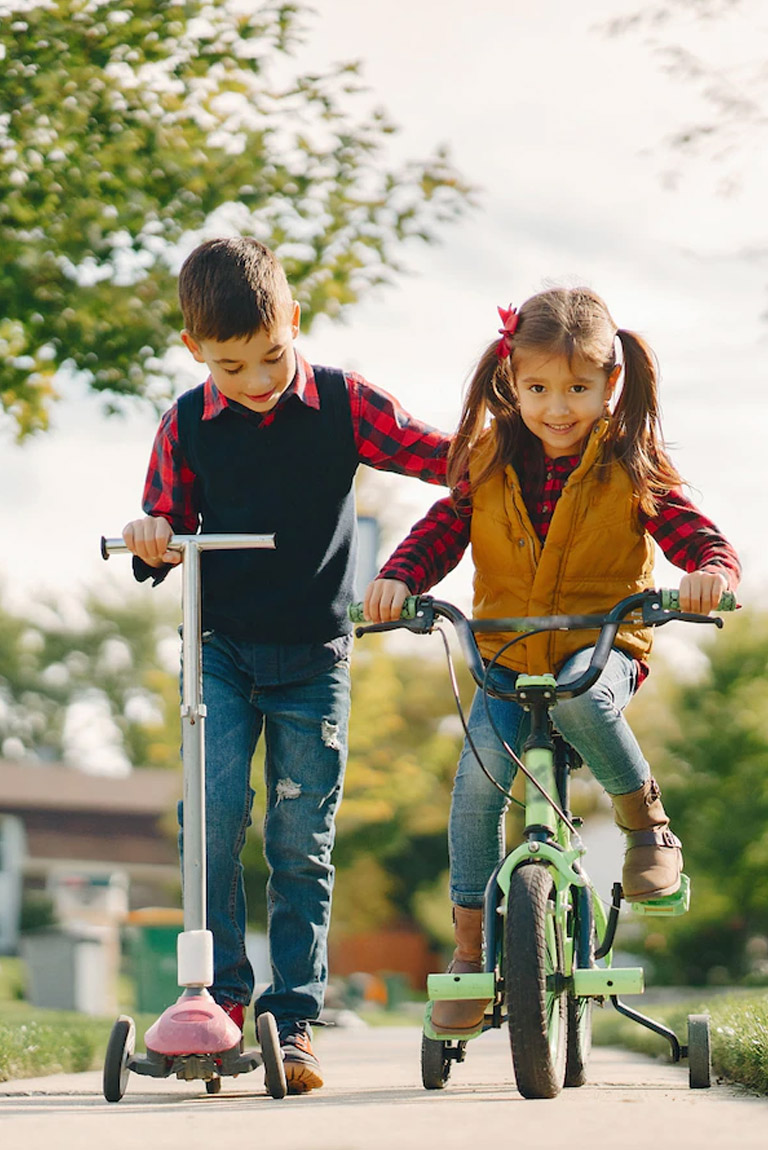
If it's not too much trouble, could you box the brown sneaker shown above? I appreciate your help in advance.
[279,1022,323,1094]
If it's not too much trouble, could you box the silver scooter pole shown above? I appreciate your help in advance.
[102,533,275,985]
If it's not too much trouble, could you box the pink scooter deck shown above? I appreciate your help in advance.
[145,992,242,1056]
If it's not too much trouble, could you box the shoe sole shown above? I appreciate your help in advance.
[283,1061,324,1094]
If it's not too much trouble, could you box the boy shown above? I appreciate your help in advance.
[123,236,449,1093]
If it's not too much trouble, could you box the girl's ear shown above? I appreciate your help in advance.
[606,364,621,396]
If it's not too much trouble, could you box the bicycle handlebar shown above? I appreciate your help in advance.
[349,588,737,702]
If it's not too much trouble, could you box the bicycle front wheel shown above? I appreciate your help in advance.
[565,884,595,1088]
[505,864,568,1099]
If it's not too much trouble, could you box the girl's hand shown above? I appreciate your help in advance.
[678,570,728,615]
[363,578,412,623]
[122,516,181,567]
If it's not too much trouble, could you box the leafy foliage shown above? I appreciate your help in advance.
[0,0,471,437]
[0,586,181,770]
[627,610,768,984]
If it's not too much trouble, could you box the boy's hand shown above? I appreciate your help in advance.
[122,516,181,568]
[363,578,411,623]
[678,570,728,615]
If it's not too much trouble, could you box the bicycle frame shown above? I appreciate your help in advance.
[352,588,735,1088]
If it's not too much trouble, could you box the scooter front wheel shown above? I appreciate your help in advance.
[257,1012,287,1099]
[103,1015,136,1102]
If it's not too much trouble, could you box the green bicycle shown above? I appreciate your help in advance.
[351,587,736,1098]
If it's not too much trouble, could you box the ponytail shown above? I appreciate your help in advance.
[447,343,520,491]
[602,329,683,513]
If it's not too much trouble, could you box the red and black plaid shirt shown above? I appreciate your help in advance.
[141,353,450,528]
[379,448,741,596]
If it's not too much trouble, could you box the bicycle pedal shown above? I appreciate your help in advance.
[630,873,690,917]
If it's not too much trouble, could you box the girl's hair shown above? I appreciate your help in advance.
[178,237,294,341]
[447,287,682,514]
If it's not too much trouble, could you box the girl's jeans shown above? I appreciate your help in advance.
[449,645,650,908]
[178,630,351,1023]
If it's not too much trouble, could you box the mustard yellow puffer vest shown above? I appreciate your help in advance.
[470,420,655,674]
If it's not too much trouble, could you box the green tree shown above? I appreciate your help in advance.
[0,0,471,438]
[0,586,180,770]
[627,609,768,984]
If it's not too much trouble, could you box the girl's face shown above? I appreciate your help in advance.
[513,349,618,459]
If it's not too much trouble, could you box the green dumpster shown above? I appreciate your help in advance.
[126,907,184,1014]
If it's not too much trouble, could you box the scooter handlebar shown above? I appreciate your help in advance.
[101,533,276,559]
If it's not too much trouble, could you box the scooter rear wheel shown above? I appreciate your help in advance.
[257,1012,287,1099]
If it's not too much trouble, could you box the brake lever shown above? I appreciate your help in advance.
[645,609,723,629]
[354,601,436,638]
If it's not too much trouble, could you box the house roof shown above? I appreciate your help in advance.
[0,758,181,816]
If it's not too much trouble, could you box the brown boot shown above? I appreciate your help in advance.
[431,906,491,1034]
[611,778,683,902]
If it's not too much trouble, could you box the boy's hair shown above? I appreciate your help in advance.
[178,237,294,342]
[448,287,682,515]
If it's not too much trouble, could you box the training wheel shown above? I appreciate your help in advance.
[257,1012,287,1099]
[103,1015,136,1102]
[687,1014,712,1089]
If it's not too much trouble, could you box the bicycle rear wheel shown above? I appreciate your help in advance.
[505,864,568,1099]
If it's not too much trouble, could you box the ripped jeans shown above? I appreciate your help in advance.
[179,630,351,1024]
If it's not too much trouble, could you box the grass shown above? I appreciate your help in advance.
[592,991,768,1093]
[0,956,156,1083]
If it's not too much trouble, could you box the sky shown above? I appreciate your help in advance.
[2,0,766,627]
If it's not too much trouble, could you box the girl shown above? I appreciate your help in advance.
[364,287,740,1035]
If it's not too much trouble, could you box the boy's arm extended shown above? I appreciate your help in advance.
[347,373,450,483]
[366,481,472,620]
[129,407,199,584]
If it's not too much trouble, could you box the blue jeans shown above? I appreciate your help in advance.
[178,630,351,1023]
[449,646,650,907]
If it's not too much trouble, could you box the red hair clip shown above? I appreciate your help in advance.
[496,304,519,360]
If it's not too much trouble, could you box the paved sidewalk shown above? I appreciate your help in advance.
[1,1025,766,1150]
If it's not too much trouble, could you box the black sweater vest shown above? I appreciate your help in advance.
[176,366,359,643]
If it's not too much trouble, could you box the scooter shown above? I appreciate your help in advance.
[100,533,287,1101]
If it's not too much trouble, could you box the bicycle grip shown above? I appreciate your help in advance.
[348,596,420,624]
[660,588,737,612]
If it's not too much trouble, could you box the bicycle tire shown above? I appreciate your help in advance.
[564,884,595,1088]
[505,864,568,1099]
[421,1032,452,1089]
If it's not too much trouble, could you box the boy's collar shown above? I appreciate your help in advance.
[201,352,320,420]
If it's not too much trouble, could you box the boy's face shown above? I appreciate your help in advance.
[181,301,300,413]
